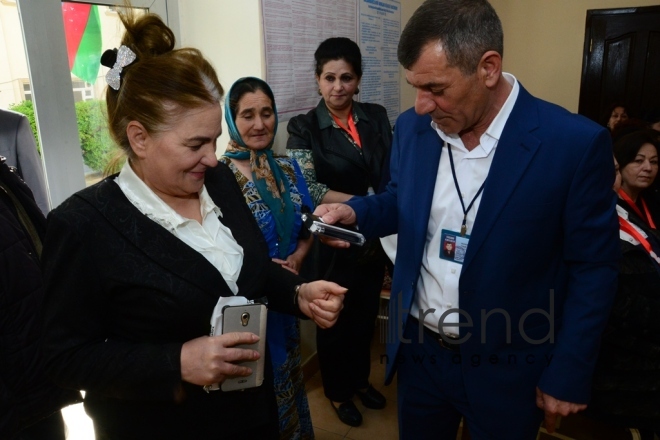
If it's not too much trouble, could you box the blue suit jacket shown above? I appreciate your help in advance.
[347,85,619,429]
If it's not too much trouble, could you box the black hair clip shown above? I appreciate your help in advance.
[101,46,136,91]
[101,48,118,68]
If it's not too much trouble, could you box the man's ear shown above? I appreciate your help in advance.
[479,50,502,88]
[126,121,150,159]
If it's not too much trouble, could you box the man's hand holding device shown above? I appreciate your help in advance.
[309,204,361,248]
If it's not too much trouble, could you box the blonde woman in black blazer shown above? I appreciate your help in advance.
[41,11,345,440]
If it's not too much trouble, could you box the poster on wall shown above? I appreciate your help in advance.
[261,0,357,121]
[262,0,401,124]
[358,0,401,126]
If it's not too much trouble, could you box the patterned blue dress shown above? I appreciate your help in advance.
[221,156,314,440]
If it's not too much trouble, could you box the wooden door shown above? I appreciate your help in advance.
[578,6,660,126]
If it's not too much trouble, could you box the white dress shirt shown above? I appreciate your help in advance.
[412,73,520,334]
[115,162,244,294]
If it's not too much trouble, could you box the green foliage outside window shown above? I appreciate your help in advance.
[9,99,115,173]
[8,100,40,155]
[75,100,115,172]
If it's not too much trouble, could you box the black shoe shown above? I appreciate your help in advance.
[330,399,362,427]
[355,384,386,409]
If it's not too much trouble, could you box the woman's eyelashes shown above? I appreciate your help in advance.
[323,74,354,83]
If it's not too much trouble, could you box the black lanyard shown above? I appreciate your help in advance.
[446,142,486,236]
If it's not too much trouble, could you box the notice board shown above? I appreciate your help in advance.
[262,0,401,125]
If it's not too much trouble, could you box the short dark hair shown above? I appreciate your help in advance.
[603,102,628,128]
[398,0,503,75]
[614,129,660,170]
[314,37,362,78]
[227,77,275,121]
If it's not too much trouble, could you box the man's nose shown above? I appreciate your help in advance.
[414,90,435,115]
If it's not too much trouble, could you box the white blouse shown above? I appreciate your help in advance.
[115,162,244,294]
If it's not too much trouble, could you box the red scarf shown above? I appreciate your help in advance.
[331,110,362,148]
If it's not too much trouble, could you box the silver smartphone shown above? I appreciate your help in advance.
[301,213,366,246]
[220,303,267,391]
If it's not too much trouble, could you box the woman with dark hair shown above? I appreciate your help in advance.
[286,37,392,427]
[605,103,629,132]
[221,77,314,439]
[614,129,659,228]
[588,134,660,439]
[40,11,346,440]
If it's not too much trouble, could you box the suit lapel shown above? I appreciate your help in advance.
[462,86,541,271]
[413,116,443,261]
[77,177,230,298]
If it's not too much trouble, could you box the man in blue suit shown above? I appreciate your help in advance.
[314,0,619,438]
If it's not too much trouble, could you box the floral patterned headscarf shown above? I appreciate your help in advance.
[223,77,294,259]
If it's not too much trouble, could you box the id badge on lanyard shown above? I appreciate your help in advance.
[440,229,470,264]
[442,142,485,265]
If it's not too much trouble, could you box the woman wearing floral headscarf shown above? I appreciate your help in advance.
[221,77,314,440]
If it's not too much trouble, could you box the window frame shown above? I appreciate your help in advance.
[15,0,179,209]
[20,79,31,101]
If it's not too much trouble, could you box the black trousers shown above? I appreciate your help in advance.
[316,244,386,402]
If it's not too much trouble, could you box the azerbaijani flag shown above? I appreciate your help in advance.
[62,3,102,84]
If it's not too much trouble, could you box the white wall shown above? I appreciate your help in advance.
[0,2,30,107]
[178,0,264,153]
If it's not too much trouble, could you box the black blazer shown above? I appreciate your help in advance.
[590,200,660,428]
[41,163,302,439]
[287,99,392,200]
[0,159,80,439]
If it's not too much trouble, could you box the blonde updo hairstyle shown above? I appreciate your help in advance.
[106,10,223,164]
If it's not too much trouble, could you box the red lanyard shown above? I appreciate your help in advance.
[618,216,660,264]
[618,189,657,229]
[331,112,362,148]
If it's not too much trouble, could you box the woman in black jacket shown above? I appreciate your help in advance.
[41,11,345,440]
[588,133,660,438]
[615,130,659,228]
[0,158,81,439]
[286,37,392,428]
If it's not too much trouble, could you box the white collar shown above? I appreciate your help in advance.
[616,204,629,220]
[115,161,222,232]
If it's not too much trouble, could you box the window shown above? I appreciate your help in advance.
[13,0,178,208]
[71,81,94,102]
[22,81,32,101]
